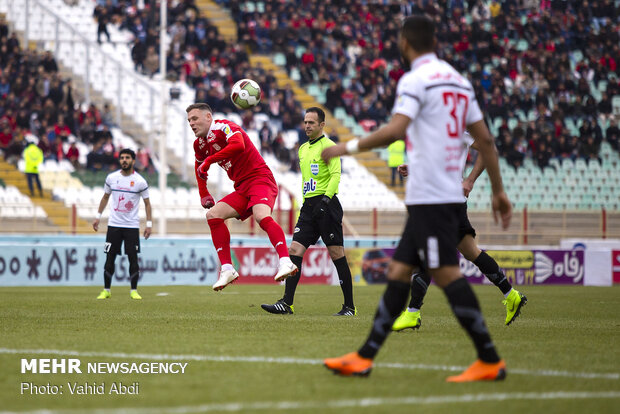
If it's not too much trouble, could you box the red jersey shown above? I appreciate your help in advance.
[193,119,273,186]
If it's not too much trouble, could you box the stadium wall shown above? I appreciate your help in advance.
[0,236,614,287]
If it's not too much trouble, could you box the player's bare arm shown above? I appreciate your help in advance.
[462,151,485,197]
[93,192,110,232]
[143,197,152,239]
[322,114,410,163]
[467,120,512,229]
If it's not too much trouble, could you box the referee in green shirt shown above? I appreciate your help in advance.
[261,107,356,316]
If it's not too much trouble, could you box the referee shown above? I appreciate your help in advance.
[93,148,152,300]
[261,107,356,315]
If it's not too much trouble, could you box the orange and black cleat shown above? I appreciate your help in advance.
[446,359,506,382]
[323,352,373,377]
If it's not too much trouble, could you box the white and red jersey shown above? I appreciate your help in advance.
[193,119,273,186]
[104,170,149,228]
[393,53,483,205]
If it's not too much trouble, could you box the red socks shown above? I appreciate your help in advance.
[259,216,289,258]
[207,217,232,265]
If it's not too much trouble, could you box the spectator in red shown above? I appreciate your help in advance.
[54,118,71,142]
[66,141,80,169]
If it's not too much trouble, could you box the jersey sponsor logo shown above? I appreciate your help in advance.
[213,144,221,151]
[220,160,232,171]
[130,181,134,187]
[222,124,232,136]
[207,132,216,143]
[310,163,319,176]
[294,227,300,233]
[198,137,206,149]
[303,179,317,195]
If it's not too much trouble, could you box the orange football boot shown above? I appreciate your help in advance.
[446,359,506,382]
[324,352,373,377]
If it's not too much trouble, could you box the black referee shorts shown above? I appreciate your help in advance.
[392,204,461,270]
[104,226,140,256]
[293,195,344,248]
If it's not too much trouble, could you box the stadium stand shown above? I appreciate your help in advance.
[0,0,618,240]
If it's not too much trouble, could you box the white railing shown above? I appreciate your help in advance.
[1,0,193,181]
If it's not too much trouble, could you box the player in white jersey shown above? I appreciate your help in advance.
[92,148,152,300]
[392,134,527,331]
[322,15,512,382]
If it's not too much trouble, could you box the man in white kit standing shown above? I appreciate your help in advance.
[93,148,152,300]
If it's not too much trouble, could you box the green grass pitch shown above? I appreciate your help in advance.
[1,284,619,413]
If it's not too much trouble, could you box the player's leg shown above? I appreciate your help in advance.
[245,177,297,281]
[262,200,317,314]
[324,209,419,376]
[206,199,241,291]
[392,271,428,331]
[327,246,356,315]
[253,202,297,282]
[318,196,355,315]
[324,260,413,376]
[124,228,141,300]
[420,204,505,381]
[433,265,506,382]
[282,241,306,306]
[261,241,307,315]
[98,227,121,299]
[458,233,527,325]
[253,203,289,259]
[97,253,116,299]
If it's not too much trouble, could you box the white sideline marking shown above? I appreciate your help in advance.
[1,348,618,380]
[2,391,620,414]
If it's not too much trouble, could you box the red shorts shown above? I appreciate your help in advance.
[220,174,279,221]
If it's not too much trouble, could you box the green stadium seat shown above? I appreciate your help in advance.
[516,39,528,51]
[244,1,256,12]
[334,107,347,120]
[561,158,574,170]
[612,95,620,115]
[273,53,286,66]
[295,45,306,58]
[575,159,588,172]
[290,68,301,81]
[307,84,321,97]
[508,118,518,131]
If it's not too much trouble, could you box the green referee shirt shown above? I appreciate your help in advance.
[299,135,340,199]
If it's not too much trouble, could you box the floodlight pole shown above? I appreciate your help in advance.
[158,0,167,236]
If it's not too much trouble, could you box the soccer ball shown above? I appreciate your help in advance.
[231,79,261,110]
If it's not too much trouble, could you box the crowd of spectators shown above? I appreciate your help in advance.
[0,21,130,172]
[58,0,620,175]
[93,0,308,170]
[223,0,620,170]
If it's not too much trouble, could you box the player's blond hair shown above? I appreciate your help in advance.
[186,103,213,113]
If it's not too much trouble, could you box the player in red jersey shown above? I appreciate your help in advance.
[186,103,298,291]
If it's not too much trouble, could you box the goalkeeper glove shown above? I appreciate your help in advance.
[312,195,331,220]
[201,194,215,209]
